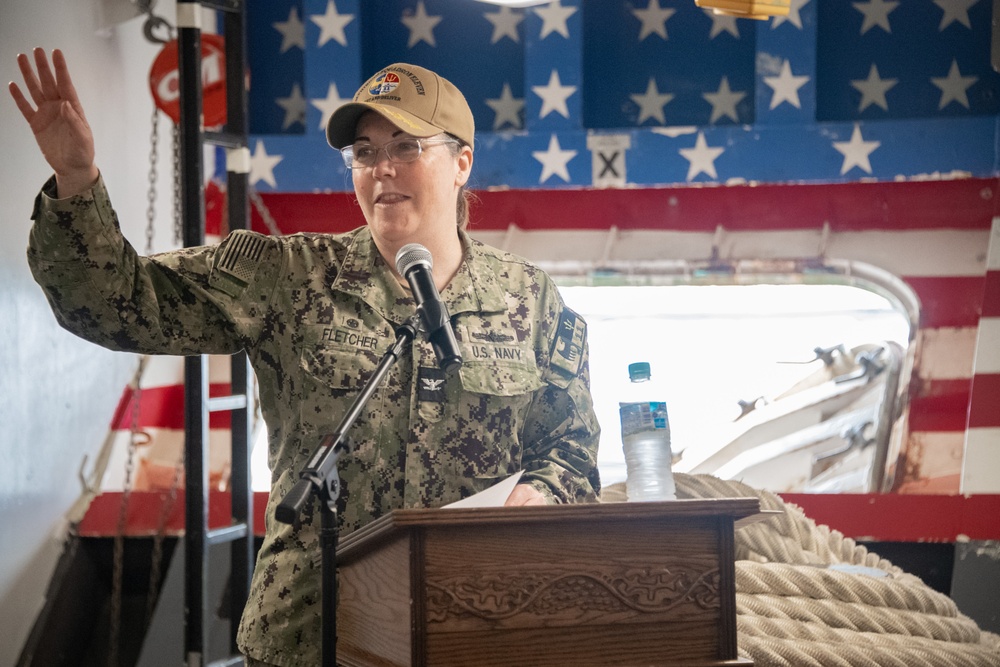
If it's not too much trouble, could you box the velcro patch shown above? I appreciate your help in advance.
[549,307,586,378]
[217,231,269,285]
[417,367,447,402]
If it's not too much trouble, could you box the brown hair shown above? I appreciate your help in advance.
[446,136,478,230]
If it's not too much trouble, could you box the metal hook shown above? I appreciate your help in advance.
[135,0,174,44]
[143,13,175,44]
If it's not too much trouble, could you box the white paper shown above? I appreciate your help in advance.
[442,470,525,509]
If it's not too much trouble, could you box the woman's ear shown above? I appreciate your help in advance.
[455,145,473,187]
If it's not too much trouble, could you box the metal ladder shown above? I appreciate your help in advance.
[175,2,253,665]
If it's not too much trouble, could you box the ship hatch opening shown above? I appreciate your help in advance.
[558,279,912,495]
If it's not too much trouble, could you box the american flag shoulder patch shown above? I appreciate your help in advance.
[216,231,269,286]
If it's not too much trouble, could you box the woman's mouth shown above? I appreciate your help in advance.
[376,193,409,205]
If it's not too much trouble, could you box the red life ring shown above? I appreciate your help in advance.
[148,33,227,126]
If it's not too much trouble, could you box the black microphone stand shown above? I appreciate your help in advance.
[275,316,419,667]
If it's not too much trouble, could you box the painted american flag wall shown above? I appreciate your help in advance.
[239,0,999,190]
[227,0,999,494]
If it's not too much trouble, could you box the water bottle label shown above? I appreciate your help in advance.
[619,401,670,438]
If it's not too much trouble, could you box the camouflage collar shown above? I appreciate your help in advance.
[440,231,509,315]
[331,228,508,324]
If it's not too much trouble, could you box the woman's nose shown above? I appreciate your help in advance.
[371,148,396,177]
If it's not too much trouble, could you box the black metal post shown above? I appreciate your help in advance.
[178,8,208,664]
[320,488,339,667]
[221,3,254,655]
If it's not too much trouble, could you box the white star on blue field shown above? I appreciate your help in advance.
[240,0,1000,191]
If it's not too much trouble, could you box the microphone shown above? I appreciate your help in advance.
[394,243,463,373]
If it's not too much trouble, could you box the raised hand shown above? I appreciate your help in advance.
[9,48,100,197]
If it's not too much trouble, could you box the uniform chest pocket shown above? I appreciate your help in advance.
[439,361,545,483]
[298,345,385,439]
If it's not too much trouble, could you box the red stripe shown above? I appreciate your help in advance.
[907,378,972,433]
[205,180,225,237]
[77,490,268,537]
[76,490,1000,541]
[968,373,1000,429]
[779,493,1000,542]
[110,383,235,430]
[108,388,137,434]
[982,271,1000,318]
[252,191,363,235]
[254,178,997,236]
[903,276,985,329]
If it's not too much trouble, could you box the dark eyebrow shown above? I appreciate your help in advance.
[353,130,406,144]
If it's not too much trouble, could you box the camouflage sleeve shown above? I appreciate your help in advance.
[519,277,602,504]
[26,175,279,355]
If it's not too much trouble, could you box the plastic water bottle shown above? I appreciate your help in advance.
[620,362,676,501]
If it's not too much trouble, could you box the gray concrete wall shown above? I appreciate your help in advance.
[0,1,179,663]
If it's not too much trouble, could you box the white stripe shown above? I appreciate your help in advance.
[828,230,988,277]
[133,354,233,388]
[915,327,977,380]
[143,355,185,388]
[470,228,989,278]
[961,427,1000,494]
[972,317,1000,375]
[102,428,235,491]
[989,217,1000,272]
[907,430,965,480]
[209,354,233,383]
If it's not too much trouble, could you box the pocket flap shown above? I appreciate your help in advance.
[458,361,544,397]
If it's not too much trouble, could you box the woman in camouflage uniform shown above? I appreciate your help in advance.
[12,50,601,666]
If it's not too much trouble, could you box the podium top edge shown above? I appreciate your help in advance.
[338,497,762,558]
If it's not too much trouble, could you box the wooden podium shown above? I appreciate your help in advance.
[336,498,759,667]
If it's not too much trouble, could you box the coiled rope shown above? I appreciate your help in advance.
[601,474,1000,666]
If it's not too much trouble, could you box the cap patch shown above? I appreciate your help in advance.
[393,67,426,95]
[368,72,400,96]
[326,61,474,149]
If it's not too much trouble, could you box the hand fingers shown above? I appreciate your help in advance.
[15,51,44,107]
[33,47,59,101]
[51,49,83,115]
[8,81,36,122]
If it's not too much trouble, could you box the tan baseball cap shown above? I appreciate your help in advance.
[326,63,475,150]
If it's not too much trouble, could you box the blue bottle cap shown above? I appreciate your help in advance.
[628,362,651,382]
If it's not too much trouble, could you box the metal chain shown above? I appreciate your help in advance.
[108,10,179,660]
[109,354,147,667]
[173,125,182,246]
[145,108,160,255]
[145,458,184,625]
[110,105,164,665]
[144,111,187,630]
